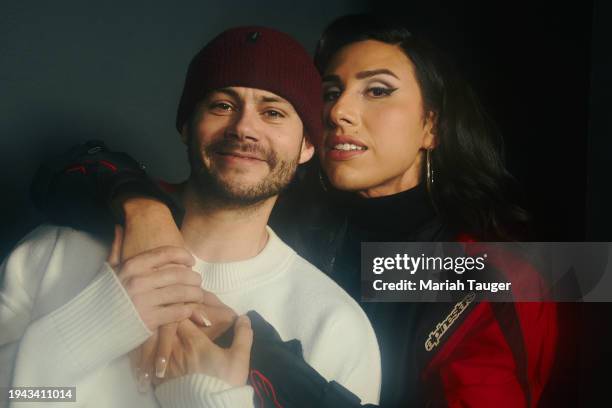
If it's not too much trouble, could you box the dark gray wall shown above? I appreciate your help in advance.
[0,0,368,254]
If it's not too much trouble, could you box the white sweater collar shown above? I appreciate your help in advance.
[193,227,294,293]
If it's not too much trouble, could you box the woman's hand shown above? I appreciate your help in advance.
[109,199,240,391]
[120,197,184,260]
[159,315,253,387]
[119,198,191,388]
[107,225,202,332]
[140,293,239,389]
[108,208,199,391]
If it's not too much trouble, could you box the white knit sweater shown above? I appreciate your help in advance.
[0,225,380,407]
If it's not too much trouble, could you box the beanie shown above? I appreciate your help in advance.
[176,26,323,146]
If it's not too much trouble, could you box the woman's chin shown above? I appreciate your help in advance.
[325,170,370,192]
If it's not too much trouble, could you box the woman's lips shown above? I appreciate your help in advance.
[325,148,367,161]
[325,135,368,161]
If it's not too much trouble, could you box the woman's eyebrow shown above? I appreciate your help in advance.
[355,69,399,80]
[322,69,399,83]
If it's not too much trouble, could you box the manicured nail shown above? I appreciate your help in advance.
[138,371,151,393]
[238,315,251,327]
[155,357,167,378]
[200,313,212,327]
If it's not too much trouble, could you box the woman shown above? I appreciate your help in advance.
[292,15,555,407]
[32,14,557,407]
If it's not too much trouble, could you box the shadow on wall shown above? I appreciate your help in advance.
[0,112,148,261]
[0,184,44,263]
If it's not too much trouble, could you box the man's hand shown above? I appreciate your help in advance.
[161,315,253,387]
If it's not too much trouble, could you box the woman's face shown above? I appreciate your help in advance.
[320,40,435,197]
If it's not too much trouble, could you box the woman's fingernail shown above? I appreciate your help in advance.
[200,313,212,327]
[155,357,167,378]
[238,315,251,327]
[138,371,151,393]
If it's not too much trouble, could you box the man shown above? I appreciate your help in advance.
[0,26,380,407]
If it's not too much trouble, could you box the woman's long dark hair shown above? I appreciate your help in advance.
[315,14,529,240]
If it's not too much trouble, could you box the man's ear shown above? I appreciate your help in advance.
[298,135,315,164]
[422,111,438,150]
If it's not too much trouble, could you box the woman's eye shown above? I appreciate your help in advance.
[323,87,341,102]
[366,87,397,98]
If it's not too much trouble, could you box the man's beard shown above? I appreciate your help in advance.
[188,137,299,208]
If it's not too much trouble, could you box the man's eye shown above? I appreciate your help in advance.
[211,102,234,111]
[264,110,284,119]
[366,87,397,98]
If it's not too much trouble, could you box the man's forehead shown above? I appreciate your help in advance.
[209,87,293,106]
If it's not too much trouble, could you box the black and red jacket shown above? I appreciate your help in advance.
[287,179,558,407]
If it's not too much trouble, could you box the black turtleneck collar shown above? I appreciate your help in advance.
[331,183,439,239]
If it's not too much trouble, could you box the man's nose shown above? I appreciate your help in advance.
[226,107,260,142]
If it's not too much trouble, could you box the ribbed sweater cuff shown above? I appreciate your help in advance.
[47,263,152,372]
[155,374,254,408]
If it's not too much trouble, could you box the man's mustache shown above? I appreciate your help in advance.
[205,139,278,168]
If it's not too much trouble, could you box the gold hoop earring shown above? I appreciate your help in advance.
[426,149,434,192]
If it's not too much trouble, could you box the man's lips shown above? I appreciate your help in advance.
[216,151,266,162]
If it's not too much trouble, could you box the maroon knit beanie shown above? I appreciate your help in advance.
[176,26,323,146]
